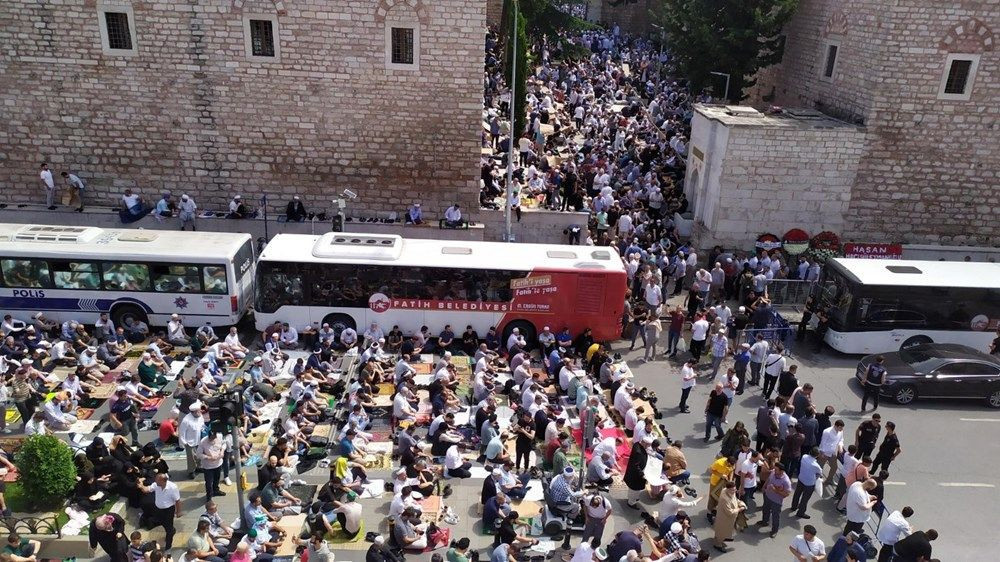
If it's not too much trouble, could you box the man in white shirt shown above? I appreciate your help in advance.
[788,524,825,562]
[762,345,786,400]
[844,478,878,536]
[876,506,913,561]
[614,382,635,418]
[394,354,417,384]
[339,327,358,350]
[506,328,526,354]
[146,473,182,549]
[748,335,770,386]
[180,404,206,479]
[393,391,416,422]
[362,323,384,349]
[39,163,56,209]
[197,432,227,500]
[689,315,710,361]
[179,194,198,230]
[317,323,336,345]
[224,327,248,359]
[537,326,556,355]
[444,204,463,227]
[643,281,662,312]
[167,314,187,345]
[279,323,299,349]
[678,358,697,413]
[818,420,846,484]
[444,443,472,478]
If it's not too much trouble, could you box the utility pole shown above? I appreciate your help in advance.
[504,0,518,243]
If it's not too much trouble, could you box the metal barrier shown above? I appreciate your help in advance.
[735,311,796,356]
[762,279,815,309]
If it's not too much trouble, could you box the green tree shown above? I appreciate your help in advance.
[15,434,77,508]
[654,0,798,101]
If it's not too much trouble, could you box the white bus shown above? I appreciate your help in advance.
[254,233,627,345]
[0,224,255,328]
[816,258,1000,354]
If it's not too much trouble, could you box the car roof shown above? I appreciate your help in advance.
[909,343,1000,365]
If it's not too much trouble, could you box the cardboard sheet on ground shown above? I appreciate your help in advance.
[360,479,386,499]
[364,441,393,454]
[469,466,492,479]
[523,479,544,502]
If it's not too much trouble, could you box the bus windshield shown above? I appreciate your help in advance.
[817,266,854,326]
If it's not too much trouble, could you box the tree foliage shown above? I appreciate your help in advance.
[15,434,77,508]
[654,0,798,101]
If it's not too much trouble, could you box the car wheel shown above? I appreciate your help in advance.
[899,335,932,350]
[111,304,148,330]
[988,389,1000,409]
[501,320,537,351]
[321,313,356,340]
[893,384,917,405]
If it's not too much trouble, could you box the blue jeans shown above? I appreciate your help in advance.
[705,413,724,440]
[667,330,680,354]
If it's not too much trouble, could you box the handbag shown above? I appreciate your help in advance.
[814,478,824,498]
[676,337,688,353]
[735,510,748,531]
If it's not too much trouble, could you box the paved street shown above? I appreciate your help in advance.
[67,301,992,562]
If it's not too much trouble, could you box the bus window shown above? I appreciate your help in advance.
[102,263,151,291]
[1,259,53,288]
[152,265,202,293]
[257,262,305,312]
[53,262,100,289]
[203,265,229,294]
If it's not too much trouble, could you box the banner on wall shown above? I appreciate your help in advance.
[843,243,903,259]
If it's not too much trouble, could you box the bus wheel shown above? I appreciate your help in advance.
[502,320,536,351]
[893,384,917,405]
[899,335,932,350]
[322,313,356,340]
[987,389,1000,409]
[112,304,147,330]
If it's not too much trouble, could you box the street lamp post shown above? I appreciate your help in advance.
[504,0,518,243]
[710,71,731,102]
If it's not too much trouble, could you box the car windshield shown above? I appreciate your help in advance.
[898,348,939,371]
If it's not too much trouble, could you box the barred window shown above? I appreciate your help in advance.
[391,27,414,65]
[943,59,972,95]
[104,12,133,50]
[250,19,275,57]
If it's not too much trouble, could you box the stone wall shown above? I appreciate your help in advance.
[0,0,484,220]
[688,107,865,250]
[747,0,1000,246]
[599,0,656,36]
[487,0,503,26]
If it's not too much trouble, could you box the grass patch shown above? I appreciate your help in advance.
[6,481,120,530]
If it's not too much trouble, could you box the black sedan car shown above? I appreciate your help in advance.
[856,344,1000,408]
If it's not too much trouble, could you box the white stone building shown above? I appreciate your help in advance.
[685,104,866,248]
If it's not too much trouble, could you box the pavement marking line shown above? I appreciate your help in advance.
[938,483,996,488]
[883,481,907,486]
[958,418,1000,422]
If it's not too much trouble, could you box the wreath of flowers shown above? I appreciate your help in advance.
[782,228,810,257]
[810,231,841,252]
[755,232,782,251]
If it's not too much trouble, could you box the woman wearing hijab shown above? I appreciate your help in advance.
[624,435,652,509]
